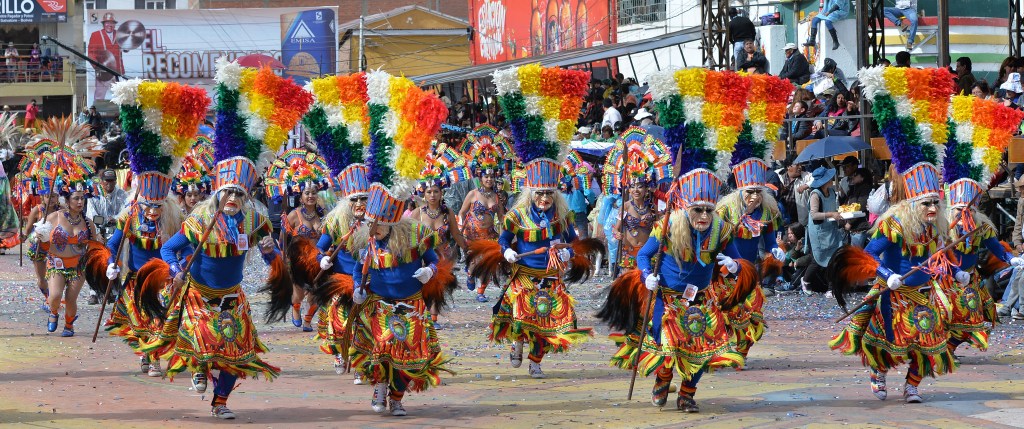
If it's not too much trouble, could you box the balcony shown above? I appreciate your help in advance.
[0,59,75,98]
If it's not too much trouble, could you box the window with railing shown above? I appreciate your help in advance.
[618,0,668,25]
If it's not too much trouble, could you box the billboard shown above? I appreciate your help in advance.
[468,0,613,65]
[86,7,337,106]
[0,0,66,23]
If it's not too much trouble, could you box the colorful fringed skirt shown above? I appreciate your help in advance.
[27,239,49,262]
[350,291,451,393]
[490,265,593,354]
[106,273,168,353]
[318,292,352,356]
[611,286,744,382]
[620,243,642,269]
[829,279,957,377]
[725,284,766,357]
[0,175,18,243]
[45,254,84,282]
[142,277,280,381]
[947,273,998,351]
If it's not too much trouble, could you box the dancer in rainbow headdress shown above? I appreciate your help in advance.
[611,128,671,273]
[942,95,1024,356]
[85,79,208,375]
[459,134,506,302]
[29,118,104,337]
[301,71,373,380]
[829,66,965,404]
[341,69,454,417]
[597,68,755,413]
[133,60,308,419]
[467,63,603,380]
[19,138,64,311]
[172,137,214,215]
[712,74,792,361]
[267,148,331,332]
[409,144,469,266]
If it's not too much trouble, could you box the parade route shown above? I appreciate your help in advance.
[1,253,1023,428]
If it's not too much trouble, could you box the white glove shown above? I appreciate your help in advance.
[105,263,120,280]
[557,248,571,262]
[645,273,660,291]
[716,254,739,274]
[319,256,333,270]
[413,267,434,284]
[1011,257,1024,267]
[34,221,53,242]
[955,271,971,286]
[886,273,903,291]
[504,248,518,263]
[770,247,785,260]
[353,287,367,305]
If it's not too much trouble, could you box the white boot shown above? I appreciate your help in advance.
[510,340,524,368]
[371,383,388,413]
[529,361,545,379]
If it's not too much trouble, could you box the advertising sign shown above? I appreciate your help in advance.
[85,7,337,106]
[468,0,612,65]
[0,0,67,23]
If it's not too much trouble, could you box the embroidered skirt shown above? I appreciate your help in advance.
[26,239,48,262]
[725,284,766,357]
[350,291,451,393]
[610,284,744,382]
[490,265,593,354]
[45,255,83,283]
[947,273,998,351]
[141,276,279,381]
[619,243,642,270]
[106,272,169,354]
[829,278,957,377]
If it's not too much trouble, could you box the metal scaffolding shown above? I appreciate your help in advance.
[700,0,731,69]
[1012,0,1024,57]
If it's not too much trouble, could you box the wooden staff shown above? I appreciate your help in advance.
[832,194,984,324]
[613,190,626,277]
[832,225,983,324]
[170,204,225,325]
[312,226,358,284]
[627,141,685,401]
[91,198,138,342]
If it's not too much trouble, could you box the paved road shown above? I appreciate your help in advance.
[1,251,1023,428]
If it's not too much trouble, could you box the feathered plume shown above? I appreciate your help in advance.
[732,74,792,166]
[111,79,211,175]
[493,63,590,164]
[647,68,751,177]
[364,70,448,196]
[944,95,1024,184]
[303,72,370,178]
[213,58,313,162]
[825,245,880,311]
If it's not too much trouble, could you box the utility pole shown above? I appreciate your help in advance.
[358,0,367,71]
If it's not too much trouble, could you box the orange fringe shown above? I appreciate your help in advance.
[259,254,294,324]
[720,259,757,311]
[287,237,322,287]
[422,259,458,313]
[466,239,510,285]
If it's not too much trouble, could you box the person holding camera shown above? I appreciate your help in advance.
[86,169,127,303]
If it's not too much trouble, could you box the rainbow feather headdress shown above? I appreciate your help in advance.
[111,79,210,203]
[173,137,215,195]
[213,59,312,193]
[460,124,514,174]
[303,72,371,186]
[416,143,470,194]
[361,70,448,223]
[265,148,331,201]
[493,63,590,190]
[31,118,104,197]
[944,95,1024,207]
[647,68,752,177]
[730,74,793,190]
[859,66,955,202]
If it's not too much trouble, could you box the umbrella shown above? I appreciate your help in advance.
[235,54,285,69]
[793,135,870,164]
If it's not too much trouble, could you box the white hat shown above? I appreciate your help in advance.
[634,108,653,121]
[1001,73,1023,94]
[577,126,592,134]
[784,43,798,51]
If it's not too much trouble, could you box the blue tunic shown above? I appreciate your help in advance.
[498,206,577,270]
[352,244,438,300]
[317,232,357,276]
[729,206,778,262]
[160,212,276,290]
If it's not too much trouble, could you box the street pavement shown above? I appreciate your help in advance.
[1,250,1024,428]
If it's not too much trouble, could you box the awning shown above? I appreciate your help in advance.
[412,26,703,86]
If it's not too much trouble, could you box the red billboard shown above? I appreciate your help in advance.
[469,0,614,65]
